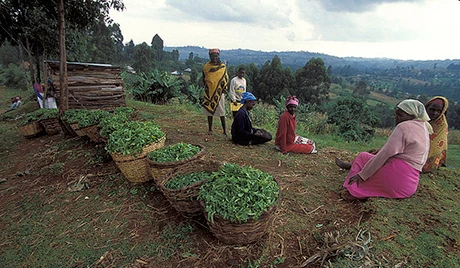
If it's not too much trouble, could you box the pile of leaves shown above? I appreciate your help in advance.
[17,109,47,126]
[147,142,201,163]
[77,110,109,128]
[61,109,88,124]
[99,107,135,138]
[39,108,59,120]
[165,171,211,190]
[105,121,164,156]
[198,163,279,223]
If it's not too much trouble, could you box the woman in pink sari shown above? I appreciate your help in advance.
[335,99,432,200]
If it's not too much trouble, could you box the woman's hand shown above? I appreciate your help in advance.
[348,174,364,186]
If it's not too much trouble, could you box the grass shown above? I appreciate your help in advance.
[0,92,459,267]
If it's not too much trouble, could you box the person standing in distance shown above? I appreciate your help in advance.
[201,48,229,135]
[229,67,246,118]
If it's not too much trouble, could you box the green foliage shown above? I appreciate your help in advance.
[0,63,28,89]
[165,171,211,190]
[185,84,205,108]
[17,109,46,126]
[294,58,331,105]
[99,107,136,138]
[250,102,278,130]
[124,69,182,104]
[105,121,165,156]
[77,110,109,128]
[327,97,379,142]
[61,109,89,124]
[198,163,279,223]
[147,142,201,163]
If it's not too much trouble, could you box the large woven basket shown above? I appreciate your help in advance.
[40,118,62,135]
[18,121,44,138]
[80,124,105,143]
[147,144,206,185]
[202,180,280,245]
[70,123,86,137]
[111,136,166,183]
[158,159,221,216]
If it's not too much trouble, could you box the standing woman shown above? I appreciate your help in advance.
[422,96,449,173]
[335,99,432,200]
[201,48,229,135]
[229,67,247,118]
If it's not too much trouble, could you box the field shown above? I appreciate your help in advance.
[0,89,459,267]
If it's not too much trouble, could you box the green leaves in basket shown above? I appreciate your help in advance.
[165,171,211,190]
[105,121,164,156]
[147,142,201,163]
[77,110,109,128]
[17,109,46,126]
[39,108,59,120]
[198,163,279,224]
[99,109,133,138]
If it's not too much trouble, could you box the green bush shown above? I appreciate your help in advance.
[147,142,201,163]
[327,97,379,142]
[198,163,279,223]
[105,121,165,156]
[0,63,28,89]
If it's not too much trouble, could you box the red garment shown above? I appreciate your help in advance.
[275,111,313,154]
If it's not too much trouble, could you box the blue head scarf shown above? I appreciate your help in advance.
[240,92,257,104]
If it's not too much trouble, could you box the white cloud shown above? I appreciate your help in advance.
[109,0,460,60]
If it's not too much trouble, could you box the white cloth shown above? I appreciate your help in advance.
[45,97,57,108]
[229,76,246,102]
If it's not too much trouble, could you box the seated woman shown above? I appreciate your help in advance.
[335,99,432,201]
[422,96,449,173]
[275,96,317,154]
[231,92,272,145]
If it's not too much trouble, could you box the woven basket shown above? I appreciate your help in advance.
[70,123,86,137]
[18,121,44,138]
[158,159,221,216]
[147,144,206,185]
[80,124,105,143]
[40,118,62,135]
[202,180,280,245]
[111,136,166,183]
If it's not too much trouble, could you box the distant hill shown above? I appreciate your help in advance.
[165,46,460,71]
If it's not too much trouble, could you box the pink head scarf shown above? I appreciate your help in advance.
[286,96,299,107]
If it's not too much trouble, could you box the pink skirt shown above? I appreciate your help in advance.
[343,152,420,199]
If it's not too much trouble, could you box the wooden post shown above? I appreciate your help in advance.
[58,0,68,113]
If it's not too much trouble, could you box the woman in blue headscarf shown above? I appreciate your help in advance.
[231,92,272,145]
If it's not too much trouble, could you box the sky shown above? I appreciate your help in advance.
[109,0,460,61]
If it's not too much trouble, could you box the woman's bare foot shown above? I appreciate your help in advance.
[335,158,351,170]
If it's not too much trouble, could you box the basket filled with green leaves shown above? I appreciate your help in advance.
[99,107,135,140]
[61,109,90,137]
[106,121,166,183]
[17,109,46,138]
[158,159,221,216]
[77,110,110,143]
[198,163,280,245]
[147,142,206,184]
[39,108,62,135]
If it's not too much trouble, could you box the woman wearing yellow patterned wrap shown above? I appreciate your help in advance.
[202,48,229,135]
[422,96,449,173]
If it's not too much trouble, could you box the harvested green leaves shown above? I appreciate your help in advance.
[148,142,201,163]
[165,171,211,190]
[105,121,165,156]
[17,108,58,126]
[198,163,279,224]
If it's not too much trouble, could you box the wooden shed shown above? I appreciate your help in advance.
[45,61,125,110]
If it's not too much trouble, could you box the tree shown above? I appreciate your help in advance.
[254,55,293,103]
[132,42,155,73]
[151,34,163,61]
[327,97,379,142]
[353,80,369,97]
[294,58,331,106]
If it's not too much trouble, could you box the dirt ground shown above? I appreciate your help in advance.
[0,109,366,267]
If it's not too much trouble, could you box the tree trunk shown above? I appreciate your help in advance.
[58,0,68,113]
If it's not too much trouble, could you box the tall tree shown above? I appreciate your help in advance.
[254,55,293,103]
[294,58,331,106]
[132,42,155,73]
[151,34,163,61]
